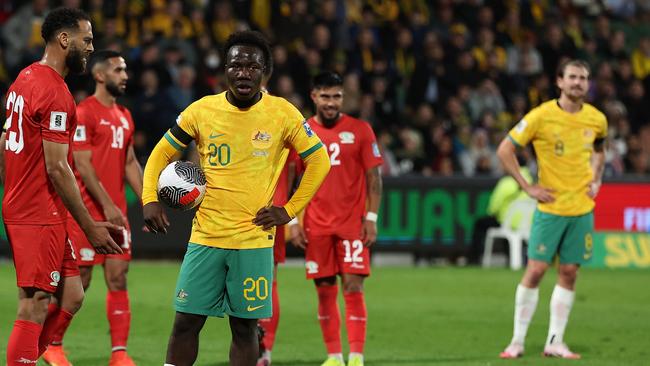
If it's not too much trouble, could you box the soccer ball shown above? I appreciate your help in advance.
[157,161,207,210]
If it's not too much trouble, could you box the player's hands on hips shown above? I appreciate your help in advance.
[253,206,290,230]
[525,184,555,203]
[289,223,308,250]
[103,203,127,227]
[85,221,123,255]
[587,179,601,199]
[361,220,377,247]
[143,202,170,234]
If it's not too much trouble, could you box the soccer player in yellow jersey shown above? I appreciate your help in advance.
[497,59,607,360]
[141,31,330,366]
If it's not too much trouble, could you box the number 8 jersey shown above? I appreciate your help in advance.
[72,96,135,220]
[3,63,77,225]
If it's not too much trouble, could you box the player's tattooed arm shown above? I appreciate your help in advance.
[589,137,607,199]
[363,166,382,246]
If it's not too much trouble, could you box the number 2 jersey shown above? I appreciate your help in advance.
[71,96,135,220]
[3,63,77,225]
[304,114,383,236]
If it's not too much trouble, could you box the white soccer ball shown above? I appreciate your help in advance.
[157,161,207,210]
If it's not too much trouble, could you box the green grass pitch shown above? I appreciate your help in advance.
[1,262,648,365]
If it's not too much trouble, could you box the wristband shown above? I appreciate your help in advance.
[365,212,378,222]
[288,217,299,226]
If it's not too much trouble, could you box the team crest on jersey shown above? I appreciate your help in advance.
[74,125,86,142]
[339,131,355,144]
[50,271,61,287]
[176,115,182,125]
[251,130,272,149]
[120,117,130,130]
[176,289,189,303]
[306,261,319,274]
[49,112,67,131]
[302,120,314,137]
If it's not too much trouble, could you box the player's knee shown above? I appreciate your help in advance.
[230,317,258,342]
[558,266,578,285]
[172,314,205,336]
[105,272,127,291]
[17,290,51,323]
[343,281,364,293]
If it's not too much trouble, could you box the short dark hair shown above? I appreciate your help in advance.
[223,31,273,73]
[88,49,122,72]
[41,7,91,43]
[311,71,343,90]
[557,59,591,78]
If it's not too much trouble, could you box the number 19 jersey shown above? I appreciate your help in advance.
[3,63,77,225]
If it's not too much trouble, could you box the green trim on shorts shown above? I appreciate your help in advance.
[173,243,273,319]
[528,209,594,264]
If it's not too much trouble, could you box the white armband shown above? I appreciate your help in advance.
[365,212,378,222]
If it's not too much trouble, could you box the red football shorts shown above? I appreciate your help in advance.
[273,225,286,264]
[67,218,132,266]
[6,223,80,293]
[304,233,371,279]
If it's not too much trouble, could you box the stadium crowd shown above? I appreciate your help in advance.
[1,0,650,178]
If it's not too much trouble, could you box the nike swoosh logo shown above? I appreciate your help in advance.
[209,132,225,139]
[247,305,264,312]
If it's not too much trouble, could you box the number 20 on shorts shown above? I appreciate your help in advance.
[243,277,268,301]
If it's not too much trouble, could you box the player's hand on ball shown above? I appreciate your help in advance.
[103,203,127,227]
[252,206,290,230]
[525,184,555,203]
[362,220,377,247]
[289,223,308,250]
[86,221,123,255]
[143,202,170,234]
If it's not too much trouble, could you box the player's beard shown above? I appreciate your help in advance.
[106,81,125,97]
[66,45,86,75]
[319,110,340,128]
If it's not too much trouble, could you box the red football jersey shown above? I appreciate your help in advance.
[3,63,77,225]
[304,114,383,235]
[72,96,134,219]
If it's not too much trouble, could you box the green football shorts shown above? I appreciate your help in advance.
[528,209,594,265]
[173,243,273,319]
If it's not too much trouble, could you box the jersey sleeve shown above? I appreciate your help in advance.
[508,107,542,147]
[38,87,75,144]
[359,123,383,170]
[72,103,94,150]
[175,105,198,140]
[284,105,323,160]
[597,112,608,139]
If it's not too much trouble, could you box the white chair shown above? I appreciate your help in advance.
[482,198,536,270]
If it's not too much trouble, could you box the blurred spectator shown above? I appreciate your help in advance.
[1,0,48,73]
[631,36,650,79]
[468,79,506,122]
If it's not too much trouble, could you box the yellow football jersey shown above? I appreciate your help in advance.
[509,100,607,216]
[175,92,323,249]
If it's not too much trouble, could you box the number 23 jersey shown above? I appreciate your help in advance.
[3,63,77,225]
[304,114,383,236]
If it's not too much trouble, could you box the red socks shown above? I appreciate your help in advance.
[6,320,42,365]
[344,291,367,353]
[107,290,131,351]
[317,284,341,354]
[259,279,280,351]
[38,304,73,356]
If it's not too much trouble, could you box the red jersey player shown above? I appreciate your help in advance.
[290,72,383,366]
[42,50,142,366]
[0,8,121,365]
[257,151,299,366]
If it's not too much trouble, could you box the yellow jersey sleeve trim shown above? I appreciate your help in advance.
[508,135,522,147]
[299,142,323,159]
[142,134,183,205]
[283,146,330,218]
[164,131,187,151]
